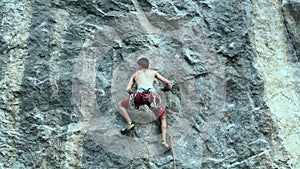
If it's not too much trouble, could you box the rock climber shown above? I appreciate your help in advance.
[118,57,172,148]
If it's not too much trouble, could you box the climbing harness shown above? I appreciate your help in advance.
[131,88,161,110]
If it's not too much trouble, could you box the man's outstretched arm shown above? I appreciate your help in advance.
[126,74,135,94]
[155,72,172,89]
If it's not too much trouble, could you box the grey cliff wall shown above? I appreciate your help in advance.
[0,0,299,169]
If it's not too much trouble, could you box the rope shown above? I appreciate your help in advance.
[168,134,177,169]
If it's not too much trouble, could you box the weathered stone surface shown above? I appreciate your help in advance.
[251,0,300,168]
[0,0,299,168]
[282,0,300,62]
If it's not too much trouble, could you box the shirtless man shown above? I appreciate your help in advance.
[118,58,172,148]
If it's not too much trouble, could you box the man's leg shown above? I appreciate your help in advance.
[118,101,132,125]
[151,95,169,148]
[160,115,169,148]
[118,98,135,134]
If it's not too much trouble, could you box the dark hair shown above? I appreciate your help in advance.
[137,58,149,68]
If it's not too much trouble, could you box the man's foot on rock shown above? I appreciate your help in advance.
[162,140,169,148]
[120,123,135,134]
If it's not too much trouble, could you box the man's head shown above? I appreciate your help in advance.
[137,58,149,69]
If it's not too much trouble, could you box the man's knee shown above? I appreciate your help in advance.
[160,115,167,122]
[118,101,130,110]
[118,101,122,106]
[118,101,125,108]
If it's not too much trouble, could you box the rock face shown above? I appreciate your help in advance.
[0,0,299,169]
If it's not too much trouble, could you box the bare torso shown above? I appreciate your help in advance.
[133,69,156,89]
[126,67,170,94]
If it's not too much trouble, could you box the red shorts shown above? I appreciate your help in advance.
[120,91,166,118]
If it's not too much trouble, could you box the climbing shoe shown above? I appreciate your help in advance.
[120,123,135,134]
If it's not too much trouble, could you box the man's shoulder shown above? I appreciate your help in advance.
[135,69,157,73]
[134,69,157,78]
[147,69,157,75]
[148,68,156,72]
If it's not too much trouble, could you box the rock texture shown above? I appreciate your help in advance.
[0,0,299,169]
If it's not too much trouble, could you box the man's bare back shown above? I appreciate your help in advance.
[133,69,156,89]
[126,69,171,94]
